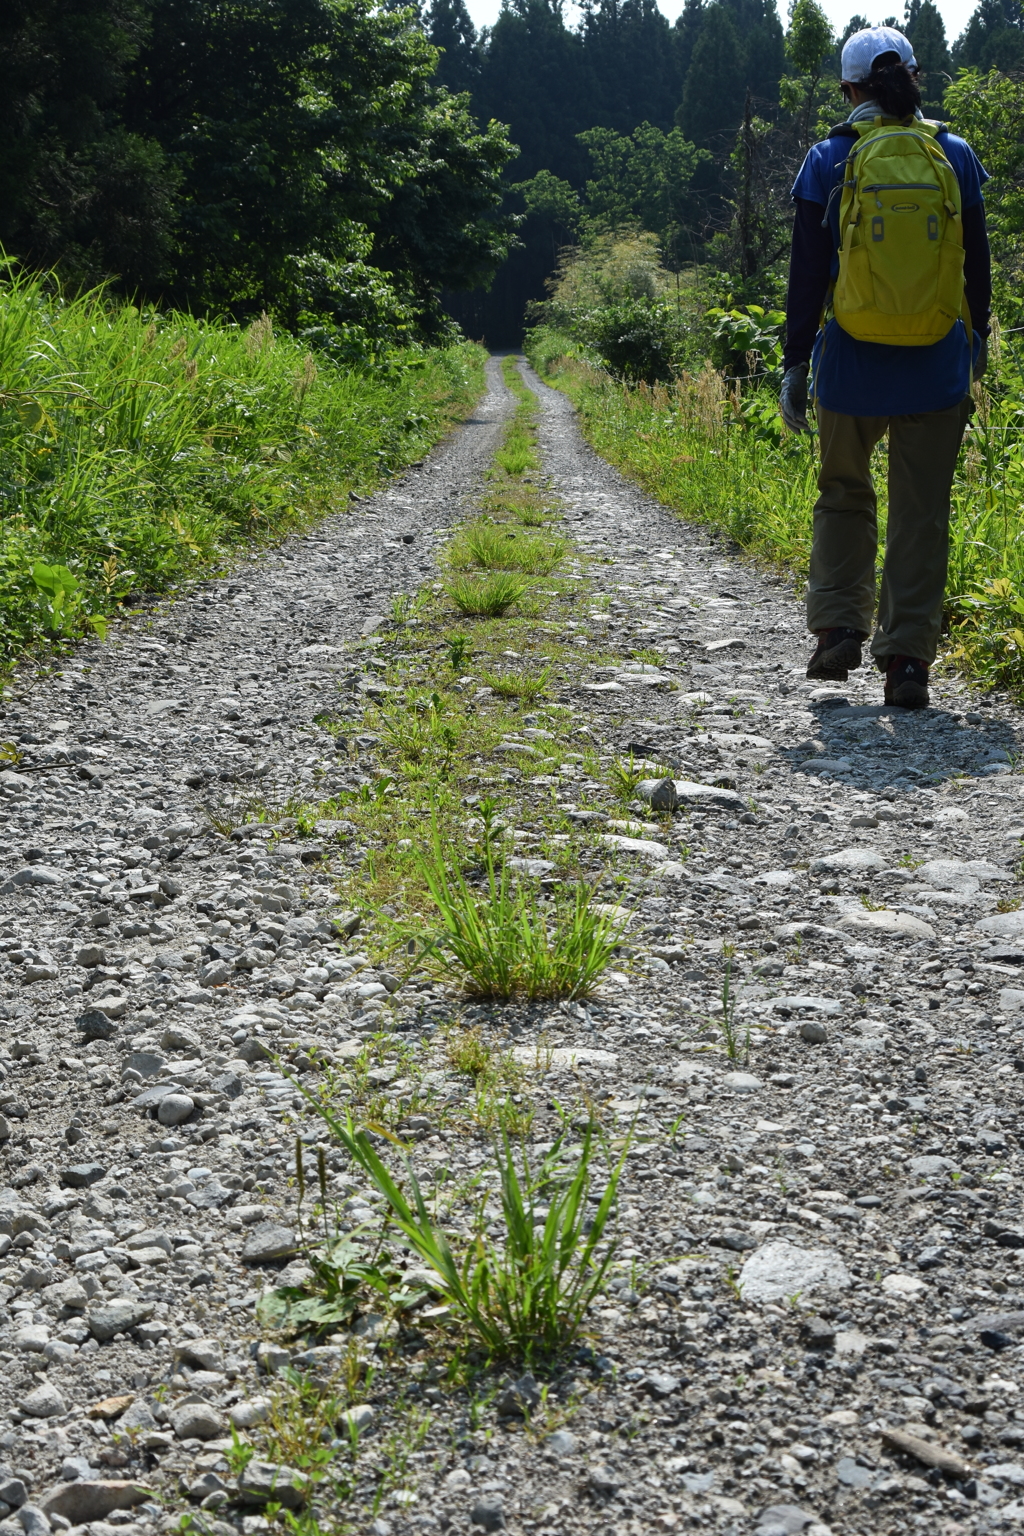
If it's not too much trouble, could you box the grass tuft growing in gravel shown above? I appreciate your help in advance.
[303,1101,626,1365]
[447,521,567,576]
[446,570,529,617]
[477,664,552,700]
[415,805,625,1001]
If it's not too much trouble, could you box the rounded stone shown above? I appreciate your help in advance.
[157,1093,195,1126]
[19,1381,66,1419]
[799,1019,828,1044]
[170,1400,224,1441]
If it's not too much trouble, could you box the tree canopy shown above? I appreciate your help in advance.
[0,0,517,353]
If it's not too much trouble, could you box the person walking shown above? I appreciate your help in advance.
[780,25,991,708]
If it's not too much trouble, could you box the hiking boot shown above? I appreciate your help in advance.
[806,627,865,681]
[883,655,930,709]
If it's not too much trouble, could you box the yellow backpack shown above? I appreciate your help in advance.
[833,118,967,347]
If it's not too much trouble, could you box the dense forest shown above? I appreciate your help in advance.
[0,0,519,360]
[2,0,1023,351]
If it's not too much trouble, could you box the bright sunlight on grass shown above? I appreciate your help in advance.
[414,804,624,1000]
[446,571,529,618]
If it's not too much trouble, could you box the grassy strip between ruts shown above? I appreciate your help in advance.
[212,358,677,960]
[200,360,681,1533]
[526,324,1024,697]
[0,265,485,669]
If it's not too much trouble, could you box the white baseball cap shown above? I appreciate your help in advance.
[841,25,918,83]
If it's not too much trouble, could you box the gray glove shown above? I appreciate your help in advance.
[973,334,988,383]
[780,362,810,433]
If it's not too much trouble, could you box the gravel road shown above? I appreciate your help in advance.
[1,353,1023,1536]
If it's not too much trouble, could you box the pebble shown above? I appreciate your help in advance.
[722,1071,761,1093]
[809,847,887,874]
[469,1496,505,1531]
[169,1400,223,1441]
[18,1383,66,1419]
[236,1462,308,1509]
[739,1240,852,1304]
[228,1398,271,1429]
[86,1301,154,1342]
[37,1483,149,1524]
[542,1430,578,1456]
[338,1403,374,1434]
[156,1093,194,1126]
[241,1222,297,1264]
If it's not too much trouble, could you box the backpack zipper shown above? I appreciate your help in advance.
[861,181,942,210]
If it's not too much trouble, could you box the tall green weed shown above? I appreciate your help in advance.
[0,266,484,663]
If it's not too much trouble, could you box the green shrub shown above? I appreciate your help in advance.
[583,296,683,384]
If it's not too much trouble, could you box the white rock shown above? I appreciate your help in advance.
[161,1024,202,1052]
[978,911,1024,940]
[600,834,669,859]
[170,1399,223,1441]
[14,1325,50,1353]
[1,866,64,891]
[157,1094,195,1127]
[839,909,935,939]
[670,780,743,810]
[917,858,1001,893]
[19,1381,66,1418]
[338,1404,374,1435]
[801,757,854,775]
[834,1329,869,1355]
[228,1398,271,1429]
[881,1273,926,1297]
[739,1240,851,1304]
[175,1337,223,1371]
[722,1072,761,1094]
[511,1046,617,1067]
[810,847,886,874]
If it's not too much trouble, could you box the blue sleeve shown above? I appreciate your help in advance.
[791,142,836,206]
[940,134,990,210]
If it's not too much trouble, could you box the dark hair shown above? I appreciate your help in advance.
[860,52,922,119]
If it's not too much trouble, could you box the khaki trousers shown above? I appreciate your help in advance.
[807,398,972,666]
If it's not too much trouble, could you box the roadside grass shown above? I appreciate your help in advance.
[527,323,1024,698]
[0,263,485,668]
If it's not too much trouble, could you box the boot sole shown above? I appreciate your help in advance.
[807,637,863,682]
[885,681,930,709]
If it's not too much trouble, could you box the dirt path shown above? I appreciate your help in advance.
[0,353,1022,1536]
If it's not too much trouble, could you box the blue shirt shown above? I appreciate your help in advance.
[791,128,989,416]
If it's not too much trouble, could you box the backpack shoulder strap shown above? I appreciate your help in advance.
[827,124,857,139]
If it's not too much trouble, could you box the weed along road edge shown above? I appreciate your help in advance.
[0,353,1023,1536]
